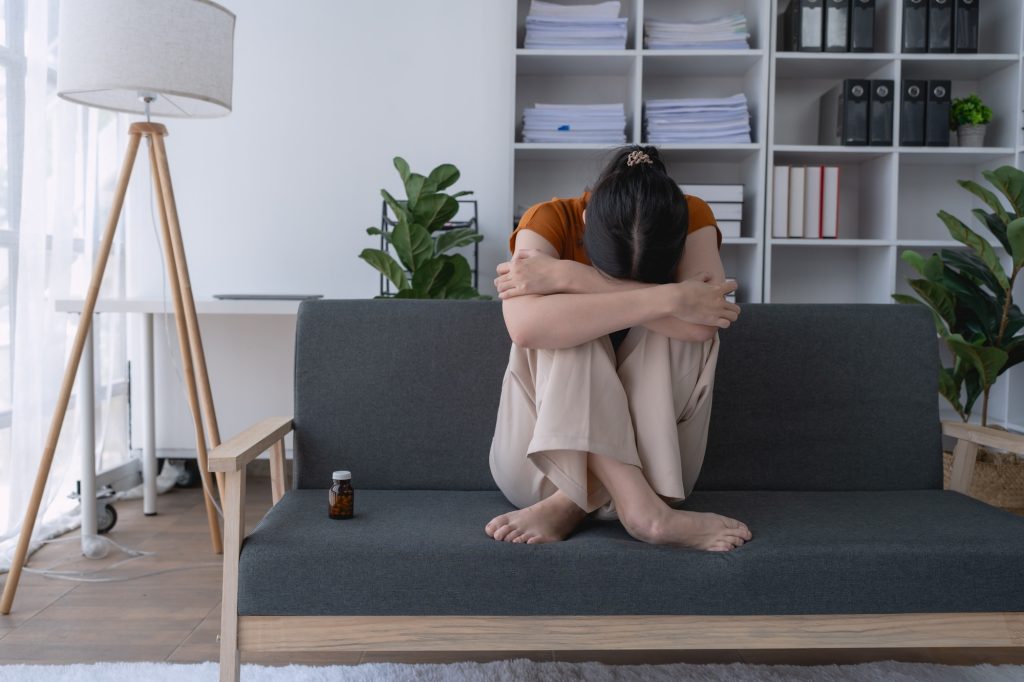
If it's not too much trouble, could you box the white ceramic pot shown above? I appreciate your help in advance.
[957,123,986,147]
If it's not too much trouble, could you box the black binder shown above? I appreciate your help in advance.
[850,0,876,52]
[785,0,825,51]
[928,0,953,52]
[869,80,894,145]
[954,0,979,53]
[819,79,870,145]
[925,80,951,146]
[899,80,927,146]
[902,0,928,52]
[825,0,850,52]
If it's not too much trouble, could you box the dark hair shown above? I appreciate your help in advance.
[583,144,688,284]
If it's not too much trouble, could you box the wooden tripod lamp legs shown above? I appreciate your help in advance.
[1,122,223,616]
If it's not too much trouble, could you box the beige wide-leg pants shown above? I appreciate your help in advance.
[488,325,720,522]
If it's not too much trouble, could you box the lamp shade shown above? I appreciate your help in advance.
[57,0,235,118]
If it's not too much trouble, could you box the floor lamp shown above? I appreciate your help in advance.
[0,0,236,615]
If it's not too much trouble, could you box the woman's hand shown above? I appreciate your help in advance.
[661,271,741,328]
[494,248,565,299]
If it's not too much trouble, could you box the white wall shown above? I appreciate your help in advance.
[126,0,515,449]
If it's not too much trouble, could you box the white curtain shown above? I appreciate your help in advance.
[0,0,125,571]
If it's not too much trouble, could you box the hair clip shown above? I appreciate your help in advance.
[626,150,653,167]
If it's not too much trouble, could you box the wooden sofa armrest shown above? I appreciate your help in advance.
[209,416,293,505]
[941,420,1024,495]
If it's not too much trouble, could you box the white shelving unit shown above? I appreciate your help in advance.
[509,0,1024,431]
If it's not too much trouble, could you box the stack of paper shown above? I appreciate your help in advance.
[644,13,750,50]
[524,0,628,50]
[522,103,627,143]
[644,94,751,144]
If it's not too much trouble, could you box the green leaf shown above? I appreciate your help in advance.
[393,288,419,299]
[959,179,1010,225]
[359,248,409,292]
[412,194,460,232]
[403,174,428,210]
[434,228,484,255]
[393,157,411,184]
[381,189,408,223]
[366,226,382,235]
[938,366,964,418]
[908,278,956,328]
[983,165,1024,217]
[427,163,460,192]
[449,190,474,199]
[900,250,943,281]
[438,254,473,291]
[938,210,1009,291]
[893,292,946,335]
[1007,216,1024,270]
[390,221,433,271]
[946,333,1008,389]
[941,248,1004,301]
[411,258,447,297]
[970,209,1012,252]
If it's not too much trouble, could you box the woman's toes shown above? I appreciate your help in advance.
[494,524,515,541]
[505,528,524,543]
[485,514,508,536]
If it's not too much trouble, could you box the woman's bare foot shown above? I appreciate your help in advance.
[585,450,752,552]
[485,489,588,544]
[624,507,752,552]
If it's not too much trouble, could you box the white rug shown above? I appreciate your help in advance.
[0,660,1022,681]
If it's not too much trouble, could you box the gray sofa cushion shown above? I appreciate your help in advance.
[237,488,1024,616]
[293,300,941,492]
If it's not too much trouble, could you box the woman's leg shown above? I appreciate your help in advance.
[588,327,752,551]
[487,335,637,543]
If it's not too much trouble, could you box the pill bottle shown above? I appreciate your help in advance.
[329,470,354,519]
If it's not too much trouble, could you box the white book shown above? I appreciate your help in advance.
[822,166,840,238]
[772,166,789,238]
[679,184,743,203]
[718,220,741,239]
[708,202,742,220]
[788,167,805,238]
[803,166,822,239]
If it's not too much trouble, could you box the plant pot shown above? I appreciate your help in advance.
[956,123,986,147]
[943,447,1024,510]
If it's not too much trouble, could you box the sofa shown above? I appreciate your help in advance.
[209,299,1024,681]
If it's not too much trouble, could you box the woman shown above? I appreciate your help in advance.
[485,144,752,552]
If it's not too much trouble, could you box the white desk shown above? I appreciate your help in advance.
[56,298,303,524]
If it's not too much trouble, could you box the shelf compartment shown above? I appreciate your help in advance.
[774,53,897,79]
[642,0,769,50]
[668,152,765,240]
[772,64,897,145]
[515,71,636,144]
[770,154,896,240]
[769,244,895,304]
[515,0,640,50]
[896,157,1019,241]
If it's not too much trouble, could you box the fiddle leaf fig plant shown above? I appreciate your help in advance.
[893,165,1024,426]
[360,157,489,300]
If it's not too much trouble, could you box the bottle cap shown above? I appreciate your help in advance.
[332,470,351,480]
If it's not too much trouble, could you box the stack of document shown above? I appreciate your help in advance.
[644,94,751,144]
[522,103,627,143]
[644,13,750,49]
[524,0,628,50]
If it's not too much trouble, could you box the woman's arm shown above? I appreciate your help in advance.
[498,227,736,344]
[501,229,738,349]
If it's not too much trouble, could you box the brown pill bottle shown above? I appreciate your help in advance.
[329,470,354,519]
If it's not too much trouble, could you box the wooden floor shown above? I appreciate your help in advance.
[1,472,1023,667]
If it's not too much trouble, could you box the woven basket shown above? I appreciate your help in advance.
[943,448,1024,509]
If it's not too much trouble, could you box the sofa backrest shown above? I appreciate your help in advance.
[293,300,942,492]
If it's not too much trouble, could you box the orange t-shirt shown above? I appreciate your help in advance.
[509,190,722,265]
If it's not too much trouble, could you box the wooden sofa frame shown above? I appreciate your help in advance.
[209,416,1024,682]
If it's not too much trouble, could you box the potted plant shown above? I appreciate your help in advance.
[894,165,1024,508]
[949,93,992,147]
[360,157,489,300]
